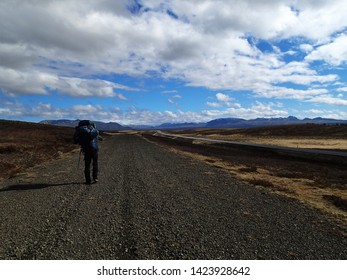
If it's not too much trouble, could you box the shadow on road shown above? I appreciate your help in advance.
[0,182,82,192]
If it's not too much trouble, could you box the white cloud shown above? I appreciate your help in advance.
[115,93,128,100]
[0,64,135,98]
[206,102,222,108]
[216,93,232,103]
[162,90,178,94]
[171,94,182,99]
[205,93,241,109]
[3,98,347,125]
[307,94,347,106]
[1,0,341,95]
[300,44,314,53]
[337,87,347,92]
[255,86,329,100]
[302,108,347,120]
[203,101,288,119]
[305,34,347,66]
[56,78,130,98]
[167,0,297,39]
[1,0,347,123]
[288,0,347,41]
[0,67,56,95]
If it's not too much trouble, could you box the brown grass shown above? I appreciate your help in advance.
[0,120,77,180]
[169,124,347,151]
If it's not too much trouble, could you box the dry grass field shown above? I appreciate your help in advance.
[0,120,77,180]
[144,124,347,226]
[170,124,347,150]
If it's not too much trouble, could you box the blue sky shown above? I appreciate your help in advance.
[1,0,347,125]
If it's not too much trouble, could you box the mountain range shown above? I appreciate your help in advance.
[40,119,132,130]
[40,116,347,130]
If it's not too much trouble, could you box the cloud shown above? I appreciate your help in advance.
[300,44,314,53]
[207,93,242,108]
[0,43,35,69]
[0,67,134,98]
[203,101,288,119]
[302,108,347,120]
[255,86,329,100]
[288,0,347,40]
[167,93,182,106]
[1,0,347,123]
[305,34,347,66]
[1,0,342,93]
[56,78,131,98]
[3,98,347,125]
[206,102,222,108]
[0,67,56,95]
[171,94,182,99]
[162,90,178,94]
[169,0,347,40]
[0,101,70,120]
[168,0,297,39]
[216,93,232,103]
[307,94,347,106]
[255,85,347,106]
[337,87,347,92]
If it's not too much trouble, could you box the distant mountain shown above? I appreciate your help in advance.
[40,119,131,130]
[128,125,156,130]
[206,116,303,128]
[155,116,347,130]
[156,122,206,129]
[206,118,247,128]
[41,116,347,131]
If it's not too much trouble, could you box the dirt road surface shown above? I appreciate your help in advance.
[1,134,346,259]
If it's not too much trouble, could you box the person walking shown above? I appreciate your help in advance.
[74,120,102,184]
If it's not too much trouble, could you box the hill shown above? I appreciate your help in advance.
[157,116,347,129]
[40,116,347,130]
[40,119,131,130]
[0,119,77,180]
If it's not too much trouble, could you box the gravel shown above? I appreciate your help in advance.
[0,134,346,259]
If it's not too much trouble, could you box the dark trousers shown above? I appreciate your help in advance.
[84,149,98,183]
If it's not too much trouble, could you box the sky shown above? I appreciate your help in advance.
[1,0,347,125]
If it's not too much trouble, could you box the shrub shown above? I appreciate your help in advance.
[323,195,347,211]
[248,178,274,188]
[0,145,17,154]
[239,166,257,173]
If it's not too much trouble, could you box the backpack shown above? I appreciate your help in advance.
[77,120,91,127]
[74,120,92,145]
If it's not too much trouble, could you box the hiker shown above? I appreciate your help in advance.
[74,120,103,184]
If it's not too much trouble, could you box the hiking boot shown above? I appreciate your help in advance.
[93,178,99,183]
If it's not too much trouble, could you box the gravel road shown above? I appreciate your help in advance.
[1,134,346,259]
